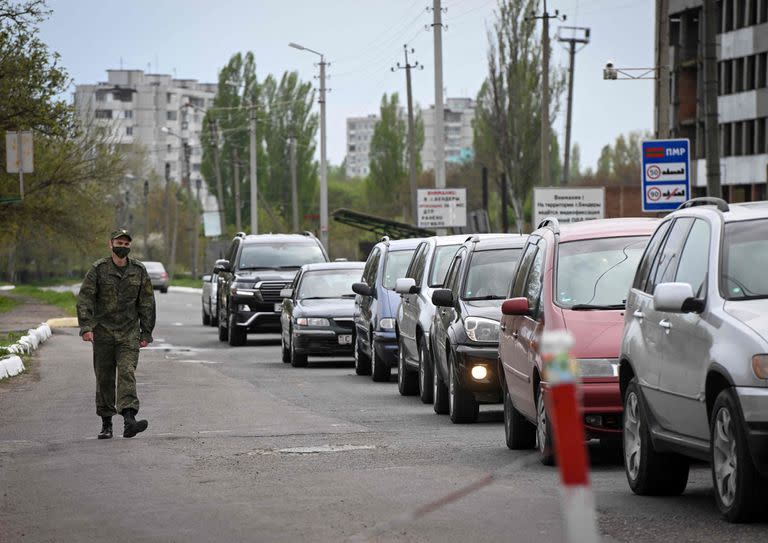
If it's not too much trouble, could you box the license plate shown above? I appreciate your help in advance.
[338,334,352,345]
[274,303,282,312]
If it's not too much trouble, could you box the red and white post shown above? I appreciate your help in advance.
[540,330,600,543]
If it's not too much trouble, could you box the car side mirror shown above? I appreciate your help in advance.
[279,288,293,299]
[202,274,212,282]
[501,297,529,316]
[352,282,373,297]
[214,259,231,273]
[431,288,454,307]
[653,282,703,313]
[395,277,419,295]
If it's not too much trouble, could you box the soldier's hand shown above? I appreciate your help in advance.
[139,340,149,348]
[82,332,94,342]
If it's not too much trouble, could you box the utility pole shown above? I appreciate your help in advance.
[289,137,299,232]
[209,119,227,236]
[318,57,329,249]
[169,188,180,280]
[183,141,196,278]
[193,178,201,278]
[392,45,423,224]
[702,0,721,198]
[143,179,149,258]
[654,0,670,139]
[431,0,446,193]
[557,26,590,185]
[529,1,565,186]
[249,107,258,234]
[163,163,170,261]
[233,148,242,232]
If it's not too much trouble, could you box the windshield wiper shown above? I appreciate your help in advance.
[570,303,625,311]
[301,296,336,300]
[238,266,277,271]
[276,265,301,269]
[463,295,506,301]
[341,293,356,298]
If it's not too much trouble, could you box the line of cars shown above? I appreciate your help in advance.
[200,198,768,522]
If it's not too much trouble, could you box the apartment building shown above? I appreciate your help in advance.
[346,114,379,178]
[421,97,475,172]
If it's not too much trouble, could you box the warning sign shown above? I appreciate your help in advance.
[417,188,467,228]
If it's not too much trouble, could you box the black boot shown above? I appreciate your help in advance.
[98,416,113,439]
[122,408,148,438]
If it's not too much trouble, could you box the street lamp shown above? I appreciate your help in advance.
[289,41,329,250]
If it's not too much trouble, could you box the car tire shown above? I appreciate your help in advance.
[371,339,391,382]
[217,311,228,342]
[536,383,556,466]
[710,388,767,522]
[281,330,291,364]
[448,352,479,423]
[290,336,308,368]
[418,336,434,404]
[397,341,419,395]
[227,313,246,347]
[202,309,210,326]
[623,379,689,496]
[433,358,449,415]
[160,287,168,294]
[354,333,371,376]
[504,386,535,450]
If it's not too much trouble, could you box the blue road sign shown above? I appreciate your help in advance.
[641,139,690,212]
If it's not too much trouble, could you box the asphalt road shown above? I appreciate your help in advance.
[1,290,766,542]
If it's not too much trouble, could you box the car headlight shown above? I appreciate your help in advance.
[378,318,396,330]
[231,283,255,296]
[296,317,330,327]
[576,359,619,378]
[464,317,499,343]
[752,354,768,379]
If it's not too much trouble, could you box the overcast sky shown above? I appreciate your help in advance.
[40,0,654,172]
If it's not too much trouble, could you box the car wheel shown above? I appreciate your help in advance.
[354,333,371,376]
[433,358,449,415]
[290,335,308,368]
[504,385,535,450]
[227,313,246,347]
[217,310,228,342]
[710,388,767,522]
[397,339,419,396]
[160,287,168,294]
[448,352,479,423]
[536,383,555,466]
[371,339,391,382]
[281,329,291,364]
[623,379,689,495]
[418,336,434,404]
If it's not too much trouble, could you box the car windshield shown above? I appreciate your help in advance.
[556,236,648,308]
[383,249,416,289]
[297,269,362,300]
[462,248,522,300]
[721,219,768,300]
[428,244,462,286]
[238,243,326,269]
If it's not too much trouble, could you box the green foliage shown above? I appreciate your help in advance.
[170,277,203,289]
[585,131,650,185]
[367,93,408,217]
[569,142,582,182]
[0,295,20,313]
[12,286,76,316]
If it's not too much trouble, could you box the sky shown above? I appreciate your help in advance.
[40,0,655,172]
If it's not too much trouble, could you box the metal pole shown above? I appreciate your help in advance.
[210,119,227,236]
[654,0,670,139]
[562,40,576,185]
[404,49,419,225]
[194,179,201,278]
[541,0,551,186]
[290,137,299,232]
[703,0,721,198]
[319,57,329,249]
[184,142,196,278]
[17,132,24,199]
[249,108,259,234]
[143,180,149,258]
[433,0,445,192]
[233,149,242,232]
[163,163,170,261]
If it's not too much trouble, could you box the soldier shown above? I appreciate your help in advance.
[77,229,156,439]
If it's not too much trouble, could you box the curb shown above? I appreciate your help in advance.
[46,317,79,329]
[168,286,203,294]
[0,322,52,381]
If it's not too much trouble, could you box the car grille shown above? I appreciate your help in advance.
[257,281,289,303]
[333,318,355,331]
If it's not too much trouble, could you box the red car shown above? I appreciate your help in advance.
[498,217,658,464]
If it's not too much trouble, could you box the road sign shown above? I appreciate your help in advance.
[641,139,690,212]
[202,211,223,238]
[6,131,33,174]
[533,187,604,228]
[417,188,467,228]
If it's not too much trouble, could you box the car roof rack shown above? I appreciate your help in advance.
[677,197,730,212]
[300,230,316,237]
[235,232,247,239]
[537,217,560,235]
[465,235,480,243]
[379,235,390,244]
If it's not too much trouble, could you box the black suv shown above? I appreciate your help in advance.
[217,232,329,346]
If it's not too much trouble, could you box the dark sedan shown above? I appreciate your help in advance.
[280,261,365,367]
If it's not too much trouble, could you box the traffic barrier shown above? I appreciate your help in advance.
[541,330,600,543]
[0,322,52,381]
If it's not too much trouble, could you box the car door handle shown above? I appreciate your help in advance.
[512,331,519,339]
[659,319,671,330]
[500,323,507,331]
[633,310,644,319]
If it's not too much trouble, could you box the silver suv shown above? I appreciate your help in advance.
[619,197,768,522]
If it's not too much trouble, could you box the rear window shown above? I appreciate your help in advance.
[238,243,326,270]
[383,249,416,289]
[721,219,768,300]
[297,269,362,300]
[143,261,166,272]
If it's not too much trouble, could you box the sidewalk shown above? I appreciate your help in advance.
[0,290,68,334]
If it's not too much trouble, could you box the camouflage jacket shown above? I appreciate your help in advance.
[77,257,156,342]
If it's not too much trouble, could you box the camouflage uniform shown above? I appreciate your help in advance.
[77,256,156,417]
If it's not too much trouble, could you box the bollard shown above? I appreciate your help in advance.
[540,330,600,543]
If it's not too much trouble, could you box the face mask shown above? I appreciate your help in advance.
[112,246,130,258]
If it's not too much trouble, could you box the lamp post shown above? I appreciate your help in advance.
[143,179,149,258]
[289,41,329,250]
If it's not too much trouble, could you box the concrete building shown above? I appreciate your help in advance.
[659,0,768,200]
[345,114,378,178]
[74,70,218,209]
[421,97,475,171]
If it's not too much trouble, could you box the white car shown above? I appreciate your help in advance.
[619,197,768,522]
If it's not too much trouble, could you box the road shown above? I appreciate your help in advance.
[1,290,765,542]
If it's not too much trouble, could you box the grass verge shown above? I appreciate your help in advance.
[12,286,77,316]
[0,295,20,313]
[170,277,203,289]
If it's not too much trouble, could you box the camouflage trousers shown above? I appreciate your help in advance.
[92,325,140,417]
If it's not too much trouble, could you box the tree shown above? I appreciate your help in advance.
[474,0,564,232]
[569,142,582,181]
[367,93,407,217]
[596,144,613,178]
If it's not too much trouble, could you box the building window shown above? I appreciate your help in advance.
[192,163,201,172]
[167,111,178,121]
[124,110,133,119]
[126,126,133,136]
[95,92,106,103]
[760,0,768,23]
[736,0,745,28]
[747,55,756,90]
[94,109,112,119]
[722,122,732,156]
[746,119,756,154]
[735,121,744,155]
[758,53,767,89]
[723,0,734,31]
[166,92,173,104]
[167,144,172,153]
